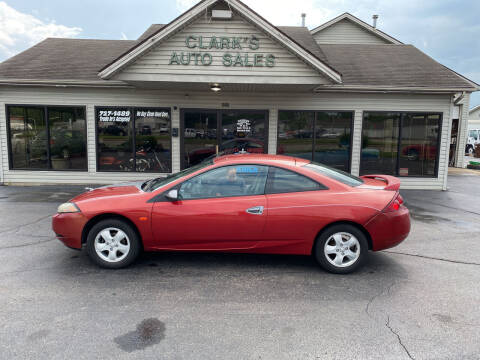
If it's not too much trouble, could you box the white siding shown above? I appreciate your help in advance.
[350,110,363,176]
[0,86,452,189]
[312,19,391,45]
[456,93,471,168]
[114,12,329,85]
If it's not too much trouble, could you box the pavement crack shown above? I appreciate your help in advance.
[385,315,414,360]
[0,237,56,250]
[383,250,480,266]
[0,214,52,235]
[365,281,397,318]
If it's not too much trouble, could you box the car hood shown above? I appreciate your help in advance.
[71,181,145,202]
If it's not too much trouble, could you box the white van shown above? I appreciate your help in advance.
[466,129,480,155]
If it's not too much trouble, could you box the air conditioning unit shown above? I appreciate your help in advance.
[212,10,232,19]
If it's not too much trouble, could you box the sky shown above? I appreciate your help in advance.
[1,0,479,108]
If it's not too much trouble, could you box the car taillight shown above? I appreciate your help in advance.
[384,193,403,212]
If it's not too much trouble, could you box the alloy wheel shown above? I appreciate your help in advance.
[94,227,130,263]
[324,232,360,268]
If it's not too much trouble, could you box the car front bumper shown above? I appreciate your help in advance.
[365,206,411,251]
[52,212,88,249]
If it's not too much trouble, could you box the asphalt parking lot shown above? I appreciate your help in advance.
[0,173,479,360]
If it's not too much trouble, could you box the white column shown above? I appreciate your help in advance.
[268,108,278,154]
[350,110,363,176]
[455,93,471,168]
[171,107,180,173]
[86,104,96,174]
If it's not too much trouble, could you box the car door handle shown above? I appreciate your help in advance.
[246,206,264,215]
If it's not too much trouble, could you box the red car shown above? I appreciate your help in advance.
[52,154,410,274]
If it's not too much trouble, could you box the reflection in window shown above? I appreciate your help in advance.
[360,112,441,177]
[277,111,314,161]
[315,112,352,172]
[97,108,133,171]
[360,112,400,176]
[179,165,268,199]
[48,107,87,170]
[135,109,171,173]
[220,111,267,155]
[183,111,218,169]
[8,105,86,170]
[277,111,353,171]
[97,108,171,172]
[399,114,440,177]
[266,167,323,194]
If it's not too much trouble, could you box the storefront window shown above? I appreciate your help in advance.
[360,112,441,177]
[277,111,314,161]
[315,112,352,172]
[8,105,86,170]
[277,110,353,171]
[97,107,171,172]
[183,111,218,168]
[360,112,400,176]
[48,107,87,170]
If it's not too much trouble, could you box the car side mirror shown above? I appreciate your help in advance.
[165,189,179,201]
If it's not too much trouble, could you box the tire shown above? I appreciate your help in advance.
[313,224,368,274]
[86,219,141,269]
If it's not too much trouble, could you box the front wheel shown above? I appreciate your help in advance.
[313,224,368,274]
[86,219,141,269]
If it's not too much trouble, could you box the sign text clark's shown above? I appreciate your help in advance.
[168,35,276,67]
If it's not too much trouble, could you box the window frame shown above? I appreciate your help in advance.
[265,165,328,195]
[95,106,172,173]
[277,110,354,172]
[360,111,443,178]
[6,104,88,172]
[172,163,269,201]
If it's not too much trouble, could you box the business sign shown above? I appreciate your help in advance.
[169,34,275,67]
[98,109,131,123]
[136,110,170,119]
[236,119,251,133]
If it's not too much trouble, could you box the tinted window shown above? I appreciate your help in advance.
[8,105,86,170]
[97,107,171,172]
[266,167,323,194]
[179,165,268,200]
[360,112,441,177]
[304,162,363,187]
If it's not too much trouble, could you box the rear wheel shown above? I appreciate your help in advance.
[314,224,368,274]
[86,219,141,269]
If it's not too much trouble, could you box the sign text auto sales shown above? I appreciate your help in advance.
[168,35,275,67]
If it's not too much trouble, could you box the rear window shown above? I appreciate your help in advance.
[304,161,364,187]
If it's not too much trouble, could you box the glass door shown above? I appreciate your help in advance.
[181,110,218,169]
[181,109,268,170]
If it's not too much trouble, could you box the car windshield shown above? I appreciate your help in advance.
[143,159,214,192]
[303,161,364,187]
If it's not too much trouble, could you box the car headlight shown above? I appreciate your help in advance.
[57,202,81,213]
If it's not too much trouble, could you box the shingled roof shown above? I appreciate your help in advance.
[0,38,136,82]
[0,24,477,91]
[320,44,477,89]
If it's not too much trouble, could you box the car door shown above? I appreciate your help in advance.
[263,166,328,253]
[151,164,269,250]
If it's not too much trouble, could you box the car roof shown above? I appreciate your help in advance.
[213,154,310,167]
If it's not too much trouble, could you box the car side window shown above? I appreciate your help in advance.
[266,167,325,194]
[178,165,268,200]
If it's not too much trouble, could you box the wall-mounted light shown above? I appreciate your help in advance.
[210,83,222,92]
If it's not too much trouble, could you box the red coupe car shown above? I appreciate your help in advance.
[52,154,410,274]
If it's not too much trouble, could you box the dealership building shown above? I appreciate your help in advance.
[0,0,477,189]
